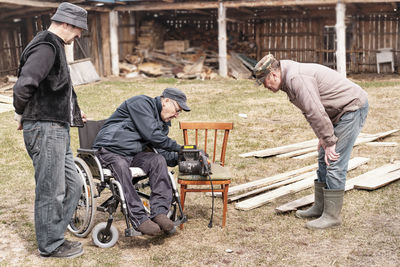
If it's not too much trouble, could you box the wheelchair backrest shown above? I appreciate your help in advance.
[78,120,106,149]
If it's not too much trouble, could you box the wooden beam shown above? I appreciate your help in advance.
[100,12,111,76]
[218,2,227,77]
[114,0,396,12]
[336,2,347,77]
[0,0,58,8]
[109,10,119,76]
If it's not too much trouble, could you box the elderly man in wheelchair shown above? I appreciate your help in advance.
[68,88,189,248]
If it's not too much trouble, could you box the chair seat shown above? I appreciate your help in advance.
[178,163,231,181]
[103,167,147,178]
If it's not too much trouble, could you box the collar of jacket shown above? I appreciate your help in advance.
[155,96,171,126]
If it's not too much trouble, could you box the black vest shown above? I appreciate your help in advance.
[17,31,83,127]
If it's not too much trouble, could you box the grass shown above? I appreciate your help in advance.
[0,76,399,266]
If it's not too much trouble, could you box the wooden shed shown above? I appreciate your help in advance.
[1,0,400,79]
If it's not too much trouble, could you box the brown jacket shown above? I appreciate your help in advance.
[280,60,368,147]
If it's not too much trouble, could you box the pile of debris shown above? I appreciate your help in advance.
[120,44,255,80]
[119,21,256,80]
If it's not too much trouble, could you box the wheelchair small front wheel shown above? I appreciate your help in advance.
[92,222,119,248]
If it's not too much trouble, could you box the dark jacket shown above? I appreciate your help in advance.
[93,95,180,166]
[13,31,83,127]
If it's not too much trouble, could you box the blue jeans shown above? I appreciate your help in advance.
[23,121,82,255]
[317,101,369,189]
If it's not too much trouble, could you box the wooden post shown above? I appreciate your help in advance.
[218,2,227,77]
[110,10,119,76]
[100,12,111,76]
[336,2,346,77]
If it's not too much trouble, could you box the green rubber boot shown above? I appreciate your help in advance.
[306,188,344,230]
[295,180,325,219]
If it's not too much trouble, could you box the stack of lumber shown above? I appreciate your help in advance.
[276,161,400,213]
[136,21,165,51]
[239,129,399,159]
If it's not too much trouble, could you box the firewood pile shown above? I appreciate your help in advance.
[119,22,256,80]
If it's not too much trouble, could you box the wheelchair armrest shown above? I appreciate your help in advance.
[77,148,98,155]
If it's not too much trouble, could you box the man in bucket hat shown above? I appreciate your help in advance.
[93,88,190,236]
[254,54,368,230]
[13,2,88,258]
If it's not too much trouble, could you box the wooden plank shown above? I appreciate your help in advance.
[276,146,315,158]
[275,161,400,213]
[228,170,315,202]
[235,157,369,211]
[365,142,398,147]
[294,129,400,159]
[239,138,318,158]
[210,162,318,198]
[354,169,400,190]
[68,59,100,86]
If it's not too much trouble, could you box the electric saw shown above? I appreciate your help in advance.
[178,145,212,176]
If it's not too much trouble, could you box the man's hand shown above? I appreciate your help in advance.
[324,144,340,166]
[14,112,22,130]
[81,110,87,123]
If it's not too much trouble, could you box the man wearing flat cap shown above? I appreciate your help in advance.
[254,54,368,230]
[93,88,190,236]
[13,2,88,258]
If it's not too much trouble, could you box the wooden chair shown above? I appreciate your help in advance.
[177,121,233,228]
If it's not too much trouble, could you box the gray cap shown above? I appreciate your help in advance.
[162,88,190,112]
[51,2,88,31]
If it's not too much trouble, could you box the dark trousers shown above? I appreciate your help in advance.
[96,148,172,227]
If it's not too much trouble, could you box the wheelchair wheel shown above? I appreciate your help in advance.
[92,222,119,248]
[68,157,97,237]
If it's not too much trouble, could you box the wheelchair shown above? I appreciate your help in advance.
[68,120,187,248]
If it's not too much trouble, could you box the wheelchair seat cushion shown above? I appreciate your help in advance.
[103,167,147,178]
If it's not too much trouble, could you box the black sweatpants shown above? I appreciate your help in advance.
[96,148,172,227]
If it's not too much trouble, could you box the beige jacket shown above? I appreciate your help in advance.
[280,60,368,147]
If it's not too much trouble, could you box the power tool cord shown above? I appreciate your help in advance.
[208,174,214,228]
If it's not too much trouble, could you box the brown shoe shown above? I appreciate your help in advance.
[153,214,174,233]
[137,219,161,236]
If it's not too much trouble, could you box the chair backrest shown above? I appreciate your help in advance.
[179,121,233,166]
[78,120,106,149]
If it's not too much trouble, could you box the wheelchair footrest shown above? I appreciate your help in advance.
[174,215,188,226]
[125,227,143,237]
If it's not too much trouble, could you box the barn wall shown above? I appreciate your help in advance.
[132,13,400,74]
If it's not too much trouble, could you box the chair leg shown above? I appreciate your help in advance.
[180,184,186,230]
[222,184,229,228]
